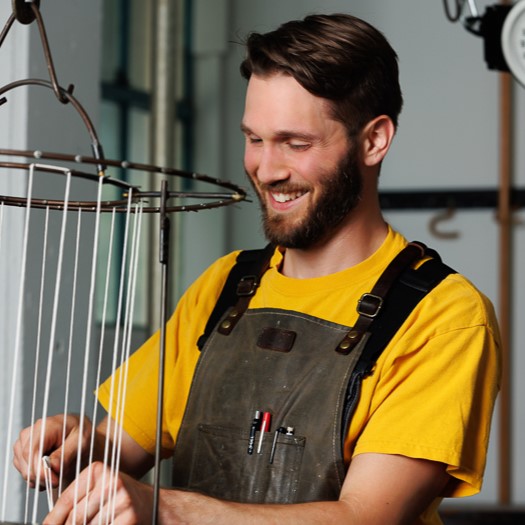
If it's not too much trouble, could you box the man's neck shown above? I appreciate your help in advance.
[279,218,388,279]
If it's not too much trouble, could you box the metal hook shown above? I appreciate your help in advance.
[4,1,73,104]
[12,0,40,25]
[1,3,105,173]
[0,79,106,173]
[429,206,460,240]
[29,2,74,103]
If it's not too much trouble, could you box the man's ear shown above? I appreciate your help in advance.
[360,115,395,167]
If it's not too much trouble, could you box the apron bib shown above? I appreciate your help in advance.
[172,307,367,503]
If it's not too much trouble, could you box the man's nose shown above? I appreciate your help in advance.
[256,146,290,185]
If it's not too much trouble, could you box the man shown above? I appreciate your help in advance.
[14,13,500,524]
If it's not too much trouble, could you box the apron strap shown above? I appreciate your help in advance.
[197,243,275,350]
[336,241,427,354]
[339,245,456,445]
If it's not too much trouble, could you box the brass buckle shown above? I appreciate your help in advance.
[237,275,258,296]
[357,293,383,318]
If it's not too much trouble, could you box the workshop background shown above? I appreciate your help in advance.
[0,0,523,521]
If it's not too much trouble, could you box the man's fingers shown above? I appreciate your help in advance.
[12,416,75,488]
[44,462,109,525]
[13,429,46,487]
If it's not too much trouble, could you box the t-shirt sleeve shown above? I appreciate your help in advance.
[97,251,241,456]
[349,275,501,497]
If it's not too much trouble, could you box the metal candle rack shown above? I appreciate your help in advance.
[0,1,247,524]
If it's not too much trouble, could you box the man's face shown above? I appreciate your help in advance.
[241,74,362,249]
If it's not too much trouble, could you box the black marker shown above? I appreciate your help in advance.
[269,426,294,464]
[247,410,262,455]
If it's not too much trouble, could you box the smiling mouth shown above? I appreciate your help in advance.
[271,191,307,203]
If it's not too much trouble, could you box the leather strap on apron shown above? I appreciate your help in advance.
[197,243,275,351]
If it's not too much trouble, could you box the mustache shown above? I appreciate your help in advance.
[244,170,312,195]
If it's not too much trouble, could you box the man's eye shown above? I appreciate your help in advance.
[248,136,262,144]
[289,143,309,151]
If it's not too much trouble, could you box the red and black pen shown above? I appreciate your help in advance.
[257,412,272,454]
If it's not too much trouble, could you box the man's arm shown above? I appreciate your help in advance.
[42,425,449,524]
[156,452,449,525]
[12,414,155,489]
[94,416,155,479]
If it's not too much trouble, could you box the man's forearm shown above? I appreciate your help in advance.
[158,489,358,525]
[94,416,155,478]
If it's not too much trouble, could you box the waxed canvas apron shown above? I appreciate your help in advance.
[172,307,368,503]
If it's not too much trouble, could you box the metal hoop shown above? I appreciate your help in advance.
[0,150,248,213]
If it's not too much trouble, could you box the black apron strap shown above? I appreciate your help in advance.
[196,244,275,351]
[340,247,456,444]
[354,253,456,375]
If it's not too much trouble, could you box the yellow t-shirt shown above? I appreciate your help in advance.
[98,227,501,522]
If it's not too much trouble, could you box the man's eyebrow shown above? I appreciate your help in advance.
[274,130,317,141]
[240,123,317,141]
[240,122,252,134]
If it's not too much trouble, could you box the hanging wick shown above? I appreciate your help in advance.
[42,456,57,511]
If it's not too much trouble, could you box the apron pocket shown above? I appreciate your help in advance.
[188,423,306,503]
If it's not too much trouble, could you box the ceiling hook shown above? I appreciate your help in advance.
[12,0,41,25]
[6,2,73,104]
[29,2,73,103]
[429,205,460,240]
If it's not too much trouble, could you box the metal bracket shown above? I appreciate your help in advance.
[12,0,41,25]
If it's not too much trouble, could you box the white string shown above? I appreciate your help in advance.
[0,169,147,522]
[32,170,72,525]
[104,195,137,523]
[1,164,34,522]
[90,207,117,439]
[42,456,56,512]
[82,207,116,524]
[107,206,139,522]
[24,205,50,523]
[110,201,143,525]
[72,174,104,524]
[59,209,83,498]
[97,192,133,524]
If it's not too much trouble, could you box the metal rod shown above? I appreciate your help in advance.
[497,64,513,506]
[0,13,15,49]
[152,180,170,525]
[30,1,73,103]
[148,0,178,332]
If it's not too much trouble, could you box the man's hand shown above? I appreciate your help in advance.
[43,461,154,525]
[12,414,93,490]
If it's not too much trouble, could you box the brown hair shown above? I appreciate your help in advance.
[240,13,403,135]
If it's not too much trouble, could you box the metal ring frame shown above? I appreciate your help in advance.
[0,150,247,213]
[0,2,248,215]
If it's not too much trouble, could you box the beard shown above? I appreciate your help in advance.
[248,148,363,250]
